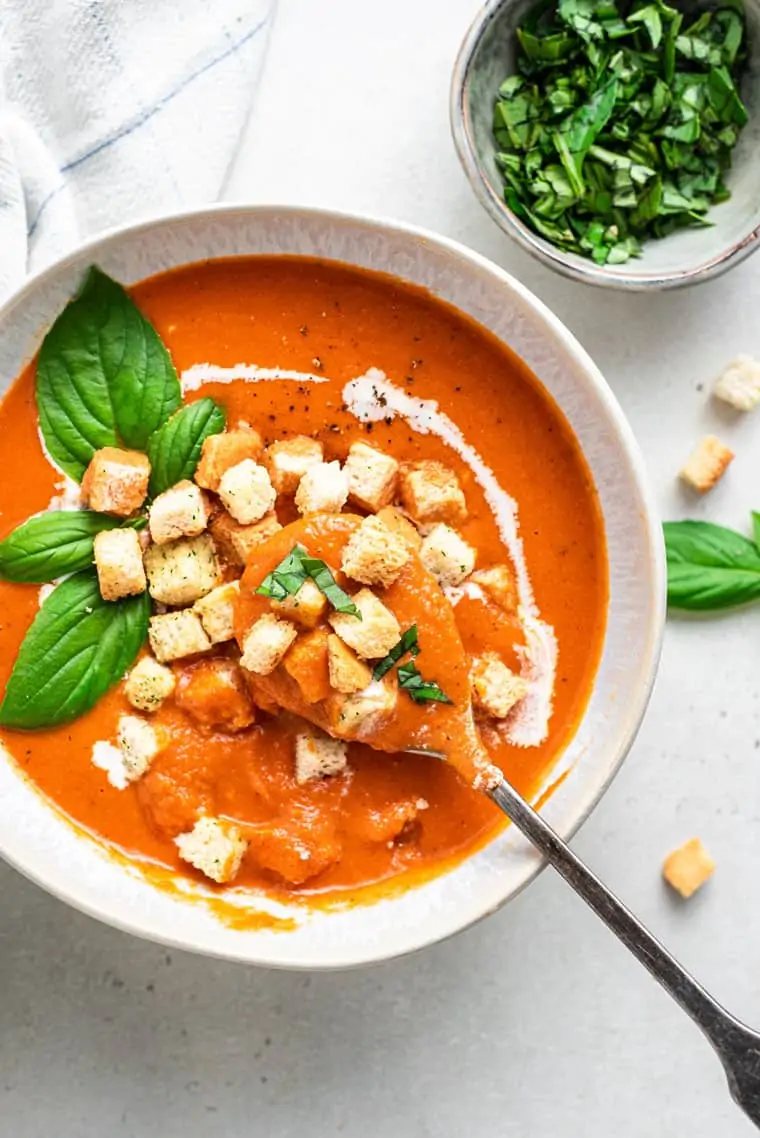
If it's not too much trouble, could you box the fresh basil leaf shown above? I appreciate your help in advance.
[0,510,122,583]
[0,571,149,729]
[36,267,181,479]
[752,512,760,554]
[397,660,453,705]
[664,519,760,610]
[147,398,226,496]
[372,625,420,681]
[257,548,309,601]
[300,556,361,617]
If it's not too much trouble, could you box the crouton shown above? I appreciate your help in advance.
[330,678,397,739]
[294,732,348,784]
[341,515,410,588]
[714,354,760,411]
[264,435,324,495]
[471,564,518,613]
[283,628,332,703]
[327,633,372,694]
[81,447,151,517]
[240,613,298,675]
[124,656,176,712]
[294,461,349,515]
[194,427,263,491]
[271,579,327,629]
[210,511,282,568]
[144,534,220,606]
[218,459,276,525]
[663,838,715,899]
[117,715,162,781]
[148,480,209,545]
[192,581,239,644]
[376,506,422,551]
[93,528,147,601]
[679,435,734,493]
[398,460,467,526]
[329,588,400,659]
[471,652,529,719]
[344,441,399,513]
[420,524,476,588]
[175,816,248,884]
[175,659,255,733]
[148,610,212,662]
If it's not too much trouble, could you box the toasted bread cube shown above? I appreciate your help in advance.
[341,515,411,588]
[148,610,212,662]
[192,581,240,644]
[240,613,298,675]
[271,579,328,629]
[663,838,715,899]
[294,732,349,784]
[420,524,476,588]
[210,511,282,568]
[218,459,276,525]
[93,528,147,601]
[81,447,150,517]
[175,659,255,733]
[124,656,176,712]
[327,633,372,694]
[283,628,332,703]
[376,506,422,551]
[471,652,529,719]
[148,480,209,545]
[344,441,399,513]
[679,435,734,494]
[330,678,397,739]
[175,816,248,884]
[329,588,400,659]
[294,461,349,515]
[471,564,518,613]
[144,534,220,606]
[117,715,162,781]
[264,435,324,495]
[195,427,263,491]
[714,354,760,411]
[398,460,467,526]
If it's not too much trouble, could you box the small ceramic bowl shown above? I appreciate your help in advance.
[0,205,665,967]
[451,0,760,290]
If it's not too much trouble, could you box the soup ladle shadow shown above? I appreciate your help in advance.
[406,749,760,1130]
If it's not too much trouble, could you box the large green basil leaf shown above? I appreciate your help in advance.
[147,398,226,496]
[664,519,760,610]
[0,511,122,583]
[0,571,150,729]
[36,266,181,479]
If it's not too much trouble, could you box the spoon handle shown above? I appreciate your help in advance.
[489,776,760,1128]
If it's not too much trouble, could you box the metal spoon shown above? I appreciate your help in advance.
[408,751,760,1128]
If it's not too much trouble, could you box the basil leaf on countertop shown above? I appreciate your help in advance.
[0,510,123,583]
[0,571,150,730]
[36,267,181,479]
[147,397,226,496]
[664,519,760,610]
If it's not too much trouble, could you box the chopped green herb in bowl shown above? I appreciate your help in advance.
[452,0,760,287]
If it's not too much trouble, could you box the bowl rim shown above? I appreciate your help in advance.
[0,202,666,967]
[450,0,760,291]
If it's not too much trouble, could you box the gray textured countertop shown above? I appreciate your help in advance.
[3,1,760,1133]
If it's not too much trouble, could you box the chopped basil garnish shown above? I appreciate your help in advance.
[257,546,361,618]
[373,625,420,681]
[397,660,453,705]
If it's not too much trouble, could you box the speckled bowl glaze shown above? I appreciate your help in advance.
[0,206,664,968]
[452,0,760,290]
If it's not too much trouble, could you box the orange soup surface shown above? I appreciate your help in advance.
[0,257,607,905]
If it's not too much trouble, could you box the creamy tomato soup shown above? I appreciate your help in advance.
[0,257,607,903]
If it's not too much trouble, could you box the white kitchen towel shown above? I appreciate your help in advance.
[0,0,275,302]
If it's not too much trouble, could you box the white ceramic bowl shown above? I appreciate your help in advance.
[451,0,760,289]
[0,205,665,968]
